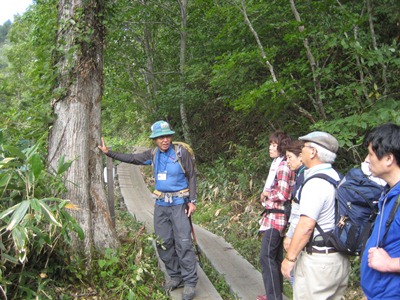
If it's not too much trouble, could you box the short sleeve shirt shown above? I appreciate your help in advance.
[299,163,340,235]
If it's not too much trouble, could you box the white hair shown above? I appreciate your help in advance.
[309,142,337,163]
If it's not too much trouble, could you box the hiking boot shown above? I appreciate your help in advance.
[256,296,267,300]
[182,285,196,300]
[163,278,183,292]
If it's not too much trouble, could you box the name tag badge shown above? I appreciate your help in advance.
[158,172,167,181]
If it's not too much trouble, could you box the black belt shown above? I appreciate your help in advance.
[308,247,337,254]
[259,208,285,216]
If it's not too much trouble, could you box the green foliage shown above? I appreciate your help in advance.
[100,0,399,163]
[196,143,268,267]
[0,132,168,298]
[1,0,399,297]
[0,0,58,147]
[312,99,400,168]
[200,256,240,300]
[0,133,84,298]
[92,225,169,300]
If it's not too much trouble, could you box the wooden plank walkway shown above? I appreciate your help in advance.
[117,163,222,300]
[117,162,287,300]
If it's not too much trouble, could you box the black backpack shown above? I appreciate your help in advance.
[299,168,384,256]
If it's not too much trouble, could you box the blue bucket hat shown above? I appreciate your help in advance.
[149,121,175,139]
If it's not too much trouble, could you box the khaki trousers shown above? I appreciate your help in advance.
[293,250,350,300]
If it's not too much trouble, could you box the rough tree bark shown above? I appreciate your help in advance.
[47,0,119,259]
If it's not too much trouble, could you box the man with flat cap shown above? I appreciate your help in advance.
[281,131,350,300]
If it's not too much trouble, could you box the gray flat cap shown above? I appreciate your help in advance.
[299,131,339,153]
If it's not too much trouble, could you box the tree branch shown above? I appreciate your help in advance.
[289,0,326,119]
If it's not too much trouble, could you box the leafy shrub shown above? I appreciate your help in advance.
[92,216,169,300]
[196,143,268,267]
[0,133,169,299]
[0,134,83,298]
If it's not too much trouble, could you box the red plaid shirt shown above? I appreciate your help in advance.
[259,160,295,233]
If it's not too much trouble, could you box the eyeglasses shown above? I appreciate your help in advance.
[302,145,314,150]
[156,135,172,140]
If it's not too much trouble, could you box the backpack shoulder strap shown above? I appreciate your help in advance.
[309,173,339,187]
[297,172,339,203]
[173,143,186,174]
[151,143,188,174]
[379,194,400,247]
[300,172,339,253]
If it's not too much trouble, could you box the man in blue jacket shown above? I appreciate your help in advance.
[98,120,198,300]
[361,123,400,300]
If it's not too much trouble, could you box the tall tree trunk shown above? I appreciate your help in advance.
[140,0,158,111]
[353,25,370,102]
[48,0,119,259]
[236,0,315,123]
[366,0,389,96]
[178,0,192,144]
[335,0,370,105]
[289,0,326,119]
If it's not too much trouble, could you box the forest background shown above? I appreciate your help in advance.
[0,0,399,299]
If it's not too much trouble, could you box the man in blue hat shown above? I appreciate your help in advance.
[98,120,198,300]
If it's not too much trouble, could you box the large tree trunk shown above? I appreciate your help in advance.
[48,0,119,259]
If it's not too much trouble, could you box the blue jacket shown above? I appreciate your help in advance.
[361,182,400,299]
[106,144,196,205]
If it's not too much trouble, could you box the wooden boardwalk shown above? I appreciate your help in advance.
[117,162,287,300]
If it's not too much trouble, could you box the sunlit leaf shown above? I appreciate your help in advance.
[64,203,81,210]
[6,200,30,231]
[2,145,25,160]
[38,200,62,227]
[0,157,16,169]
[0,203,20,220]
[30,198,42,221]
[11,226,28,253]
[24,139,41,160]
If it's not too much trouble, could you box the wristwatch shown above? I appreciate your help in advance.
[190,199,197,205]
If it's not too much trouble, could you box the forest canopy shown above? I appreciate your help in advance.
[0,0,399,164]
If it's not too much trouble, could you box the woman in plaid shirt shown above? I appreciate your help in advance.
[257,130,295,300]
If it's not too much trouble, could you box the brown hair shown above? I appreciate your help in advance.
[286,140,304,157]
[269,130,292,155]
